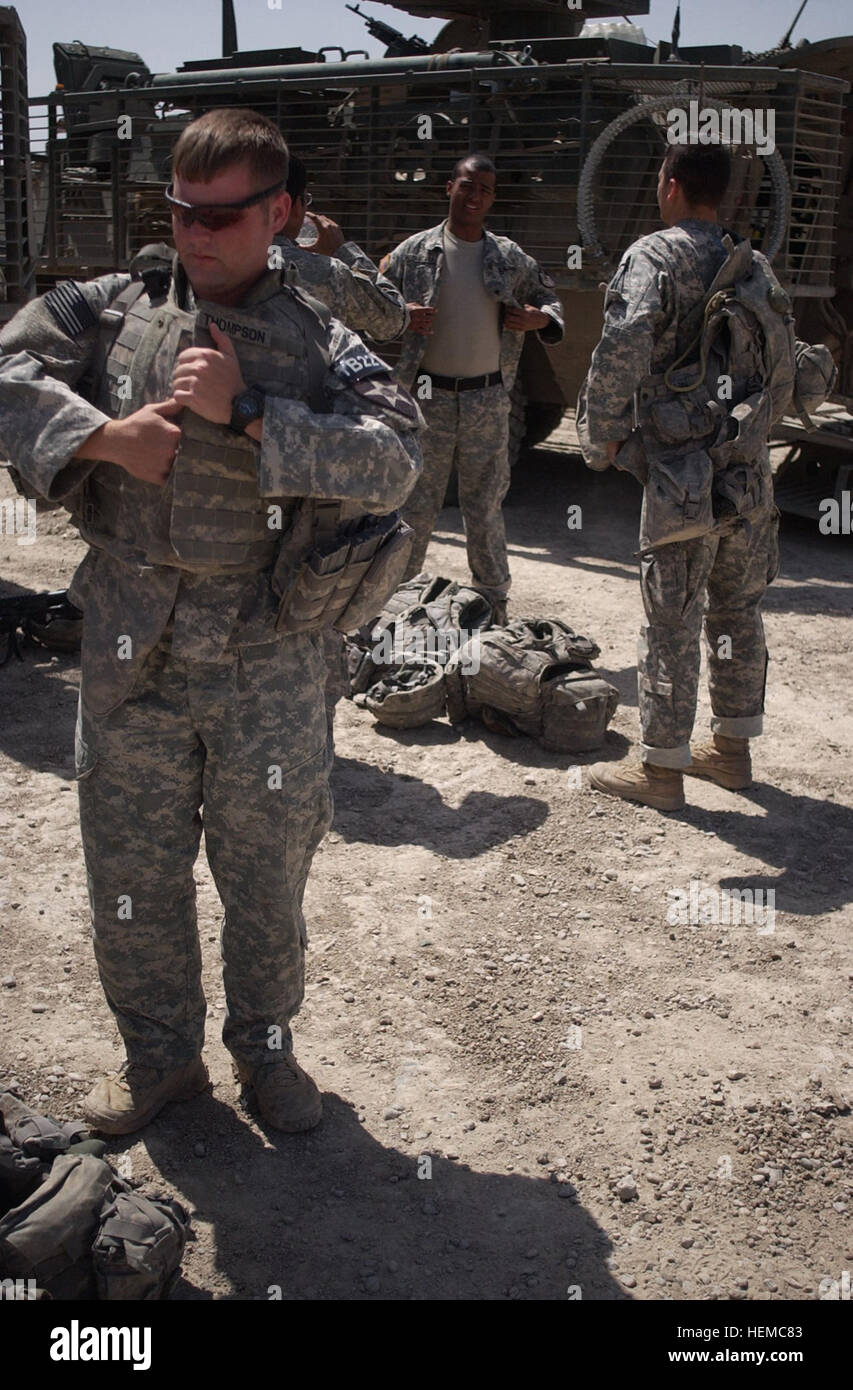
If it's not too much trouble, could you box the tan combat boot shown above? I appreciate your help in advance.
[83,1058,209,1136]
[684,733,752,790]
[588,759,685,811]
[232,1055,323,1133]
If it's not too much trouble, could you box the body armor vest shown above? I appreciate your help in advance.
[83,263,328,574]
[78,255,415,633]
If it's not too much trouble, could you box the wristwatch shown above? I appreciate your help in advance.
[228,385,266,434]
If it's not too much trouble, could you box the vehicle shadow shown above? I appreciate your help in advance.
[440,449,853,607]
[436,455,643,582]
[121,1088,627,1302]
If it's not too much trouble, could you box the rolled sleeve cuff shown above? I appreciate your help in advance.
[24,412,110,503]
[537,309,563,344]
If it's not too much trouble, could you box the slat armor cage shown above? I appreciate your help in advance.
[10,36,851,410]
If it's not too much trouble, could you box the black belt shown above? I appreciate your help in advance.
[421,370,503,393]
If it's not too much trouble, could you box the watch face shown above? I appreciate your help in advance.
[232,389,264,429]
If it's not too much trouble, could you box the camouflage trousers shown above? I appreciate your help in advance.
[75,630,333,1070]
[322,628,348,756]
[638,485,780,768]
[402,382,511,601]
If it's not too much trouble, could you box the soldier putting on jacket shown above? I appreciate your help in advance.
[578,141,834,811]
[380,154,564,624]
[0,108,422,1136]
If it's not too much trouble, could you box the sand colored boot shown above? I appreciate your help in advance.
[684,733,752,790]
[233,1055,323,1133]
[83,1058,209,1136]
[588,758,685,811]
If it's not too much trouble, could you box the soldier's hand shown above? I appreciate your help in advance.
[407,304,436,335]
[308,213,346,256]
[504,304,551,332]
[172,322,245,423]
[107,400,184,485]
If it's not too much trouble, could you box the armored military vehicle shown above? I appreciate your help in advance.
[1,1,850,509]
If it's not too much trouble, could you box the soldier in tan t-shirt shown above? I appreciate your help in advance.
[381,153,564,620]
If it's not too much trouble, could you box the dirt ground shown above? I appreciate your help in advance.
[1,437,851,1303]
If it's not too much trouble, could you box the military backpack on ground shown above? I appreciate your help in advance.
[352,594,619,752]
[0,1153,119,1300]
[0,1084,190,1300]
[445,618,619,752]
[92,1190,189,1300]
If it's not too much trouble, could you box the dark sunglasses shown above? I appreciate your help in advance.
[165,180,285,230]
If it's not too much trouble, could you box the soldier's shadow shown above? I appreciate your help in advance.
[669,783,853,914]
[127,1089,627,1302]
[0,641,79,778]
[330,752,548,855]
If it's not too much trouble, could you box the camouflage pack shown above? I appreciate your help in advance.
[92,1190,188,1301]
[638,236,837,548]
[444,618,618,753]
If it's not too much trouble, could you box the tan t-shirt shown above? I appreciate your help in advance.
[420,227,501,378]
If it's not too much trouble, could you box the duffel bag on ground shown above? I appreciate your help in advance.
[0,1153,118,1300]
[445,617,618,753]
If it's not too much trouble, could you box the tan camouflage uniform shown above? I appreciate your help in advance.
[381,220,564,599]
[578,220,780,767]
[272,236,408,343]
[0,263,420,1070]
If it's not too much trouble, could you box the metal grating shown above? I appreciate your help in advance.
[24,58,846,302]
[0,5,35,310]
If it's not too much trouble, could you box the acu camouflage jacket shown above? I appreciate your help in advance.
[380,220,564,392]
[272,236,408,344]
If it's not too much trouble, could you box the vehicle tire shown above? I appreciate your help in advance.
[577,97,791,271]
[507,378,528,470]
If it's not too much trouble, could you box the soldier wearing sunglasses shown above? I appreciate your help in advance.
[0,107,422,1138]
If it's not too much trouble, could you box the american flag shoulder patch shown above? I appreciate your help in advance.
[43,281,98,337]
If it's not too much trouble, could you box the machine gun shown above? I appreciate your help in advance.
[346,3,430,58]
[0,591,83,666]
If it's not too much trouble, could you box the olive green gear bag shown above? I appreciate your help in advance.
[360,659,446,728]
[0,1153,118,1300]
[445,618,618,753]
[92,1189,189,1300]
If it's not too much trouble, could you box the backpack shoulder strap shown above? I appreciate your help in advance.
[78,279,148,405]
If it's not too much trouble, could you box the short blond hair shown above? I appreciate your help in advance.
[171,108,288,188]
